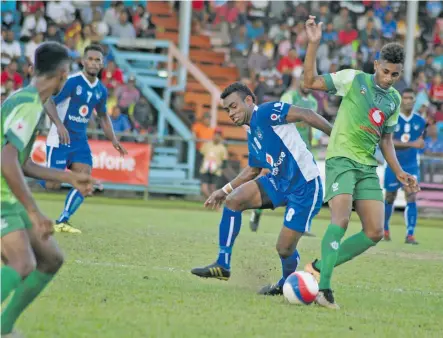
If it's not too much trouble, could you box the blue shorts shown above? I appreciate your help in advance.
[384,166,420,192]
[46,140,92,169]
[256,174,323,233]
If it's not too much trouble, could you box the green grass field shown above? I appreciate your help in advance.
[11,194,443,338]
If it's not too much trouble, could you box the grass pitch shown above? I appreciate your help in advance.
[11,194,443,338]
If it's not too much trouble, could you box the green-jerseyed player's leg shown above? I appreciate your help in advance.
[1,266,22,303]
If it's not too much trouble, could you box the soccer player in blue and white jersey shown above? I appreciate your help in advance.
[43,44,127,234]
[191,82,332,295]
[383,88,426,244]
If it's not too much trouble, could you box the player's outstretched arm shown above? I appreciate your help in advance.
[380,133,420,193]
[22,158,95,196]
[286,105,333,136]
[304,15,328,92]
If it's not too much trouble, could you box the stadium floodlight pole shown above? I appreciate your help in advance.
[404,0,418,86]
[178,0,192,86]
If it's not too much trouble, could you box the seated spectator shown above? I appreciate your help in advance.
[111,9,136,39]
[22,61,33,87]
[129,95,156,132]
[25,32,44,64]
[64,37,81,71]
[46,0,76,27]
[429,74,443,106]
[268,21,289,44]
[359,19,379,46]
[332,7,349,31]
[248,43,270,77]
[292,21,308,47]
[1,29,21,66]
[132,4,156,38]
[277,49,302,87]
[104,1,125,27]
[357,8,382,31]
[246,19,265,41]
[374,1,392,20]
[106,87,118,113]
[251,34,275,60]
[1,60,23,90]
[20,1,45,16]
[322,23,338,43]
[418,55,437,80]
[315,3,332,25]
[110,106,132,139]
[231,25,250,56]
[278,33,297,58]
[381,11,397,40]
[338,21,358,46]
[92,8,109,37]
[45,23,64,44]
[21,8,47,40]
[101,60,124,89]
[433,45,443,71]
[116,75,140,113]
[199,128,227,198]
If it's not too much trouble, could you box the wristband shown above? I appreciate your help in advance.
[222,183,233,195]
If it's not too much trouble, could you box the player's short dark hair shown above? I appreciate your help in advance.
[402,88,415,96]
[380,43,405,64]
[34,42,69,76]
[84,44,104,57]
[220,82,256,103]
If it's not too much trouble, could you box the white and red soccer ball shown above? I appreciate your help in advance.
[283,271,319,305]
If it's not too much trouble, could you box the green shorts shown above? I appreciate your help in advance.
[1,202,32,237]
[324,157,383,203]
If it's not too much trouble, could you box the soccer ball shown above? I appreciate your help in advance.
[283,271,319,305]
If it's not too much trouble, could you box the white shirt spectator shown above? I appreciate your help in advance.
[1,39,21,65]
[357,15,382,31]
[25,41,41,62]
[46,1,76,26]
[21,15,47,38]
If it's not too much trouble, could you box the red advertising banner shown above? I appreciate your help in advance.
[31,136,151,186]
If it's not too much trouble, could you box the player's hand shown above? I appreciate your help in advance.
[28,210,54,239]
[68,172,97,197]
[56,124,70,145]
[112,140,128,157]
[305,15,323,44]
[396,171,420,194]
[204,189,228,209]
[411,138,425,149]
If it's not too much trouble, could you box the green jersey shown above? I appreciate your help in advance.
[280,90,318,148]
[322,69,401,166]
[1,86,43,204]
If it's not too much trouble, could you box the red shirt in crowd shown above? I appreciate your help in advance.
[277,56,302,73]
[20,1,45,14]
[101,68,124,89]
[338,29,358,45]
[192,0,205,11]
[430,84,443,103]
[1,71,23,90]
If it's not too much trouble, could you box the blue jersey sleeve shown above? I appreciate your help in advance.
[255,101,291,126]
[95,86,108,116]
[53,77,76,105]
[248,153,262,168]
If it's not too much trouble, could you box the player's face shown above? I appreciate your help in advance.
[82,50,103,77]
[222,92,254,126]
[374,60,402,90]
[401,92,415,112]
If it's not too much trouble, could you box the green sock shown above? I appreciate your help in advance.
[1,266,22,303]
[318,224,346,290]
[255,209,263,215]
[1,270,54,334]
[314,231,377,271]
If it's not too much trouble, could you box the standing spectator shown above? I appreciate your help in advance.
[277,49,302,87]
[132,4,156,38]
[199,128,228,198]
[268,21,289,44]
[322,22,338,43]
[246,19,265,41]
[423,123,443,181]
[21,61,33,87]
[25,32,44,64]
[106,87,118,115]
[46,0,76,27]
[21,8,47,39]
[110,106,132,140]
[338,21,358,46]
[357,8,382,31]
[315,3,332,25]
[433,45,443,71]
[1,60,23,90]
[101,60,124,89]
[231,25,250,56]
[104,1,125,27]
[1,29,21,66]
[429,74,443,106]
[247,43,270,78]
[374,1,392,20]
[116,75,140,113]
[359,19,379,46]
[332,7,349,31]
[381,11,397,40]
[419,55,437,79]
[192,113,215,177]
[111,9,136,39]
[20,1,45,16]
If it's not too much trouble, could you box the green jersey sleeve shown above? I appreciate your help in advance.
[3,102,43,152]
[280,91,293,104]
[383,93,401,134]
[322,69,362,97]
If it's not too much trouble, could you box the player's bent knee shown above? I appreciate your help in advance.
[276,244,293,258]
[331,216,350,229]
[225,194,244,211]
[364,228,383,243]
[385,191,397,204]
[38,251,64,274]
[406,192,417,203]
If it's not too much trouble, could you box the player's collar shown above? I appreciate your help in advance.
[81,72,98,88]
[400,111,415,122]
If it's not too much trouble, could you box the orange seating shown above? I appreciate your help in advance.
[151,16,179,31]
[189,50,225,65]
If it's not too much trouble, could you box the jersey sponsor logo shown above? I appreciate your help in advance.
[96,90,101,100]
[413,124,420,131]
[79,105,89,117]
[368,108,385,127]
[253,137,262,150]
[390,102,396,112]
[270,113,280,121]
[68,115,89,123]
[274,102,282,108]
[31,139,46,165]
[76,85,82,95]
[404,123,411,133]
[332,182,339,192]
[266,152,286,176]
[401,133,410,143]
[255,127,263,140]
[268,177,277,190]
[93,151,136,172]
[360,85,367,95]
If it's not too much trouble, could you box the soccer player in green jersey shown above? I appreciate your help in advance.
[1,42,95,336]
[302,16,420,309]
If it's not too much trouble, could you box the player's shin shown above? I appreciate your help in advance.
[278,250,300,287]
[1,270,54,334]
[1,266,22,303]
[57,188,84,223]
[384,201,394,232]
[216,207,242,270]
[319,224,346,290]
[405,202,417,236]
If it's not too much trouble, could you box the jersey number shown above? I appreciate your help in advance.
[87,91,92,103]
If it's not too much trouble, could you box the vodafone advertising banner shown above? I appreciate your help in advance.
[31,136,151,186]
